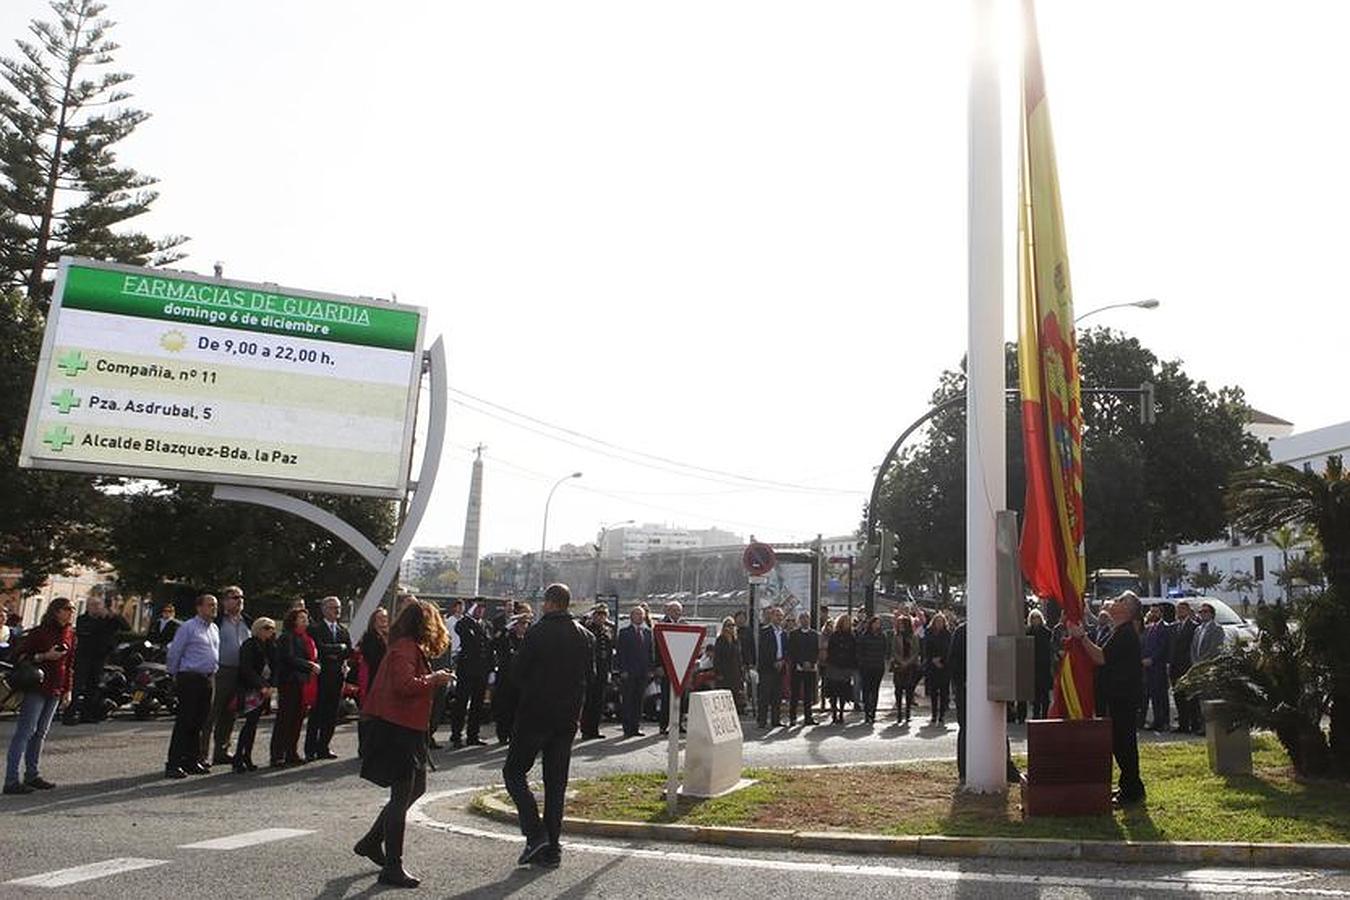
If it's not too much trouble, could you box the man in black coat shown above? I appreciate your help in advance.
[786,611,819,726]
[579,606,615,740]
[304,596,351,761]
[1076,592,1146,806]
[450,601,491,748]
[756,606,787,729]
[503,583,594,869]
[69,594,128,724]
[1168,599,1200,733]
[147,603,181,647]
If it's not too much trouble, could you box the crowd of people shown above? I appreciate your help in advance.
[2,583,1230,882]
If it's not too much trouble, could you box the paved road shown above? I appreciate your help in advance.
[0,703,1346,899]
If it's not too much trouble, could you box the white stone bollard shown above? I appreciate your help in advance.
[683,690,744,798]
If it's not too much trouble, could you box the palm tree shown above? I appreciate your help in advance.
[1228,456,1350,597]
[1228,455,1350,775]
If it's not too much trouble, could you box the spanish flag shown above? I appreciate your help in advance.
[1017,0,1093,719]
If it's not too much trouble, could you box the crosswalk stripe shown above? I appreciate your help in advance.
[179,827,315,850]
[5,858,168,888]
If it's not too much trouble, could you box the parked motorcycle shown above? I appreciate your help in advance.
[129,642,175,720]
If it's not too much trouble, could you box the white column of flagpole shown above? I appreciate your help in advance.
[966,0,1009,793]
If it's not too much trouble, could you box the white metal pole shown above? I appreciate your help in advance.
[966,0,1009,793]
[665,680,680,815]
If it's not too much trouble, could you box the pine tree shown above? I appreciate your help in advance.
[0,0,185,303]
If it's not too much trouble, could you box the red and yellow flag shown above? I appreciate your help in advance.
[1017,0,1093,719]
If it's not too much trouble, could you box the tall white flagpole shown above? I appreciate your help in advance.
[965,0,1010,793]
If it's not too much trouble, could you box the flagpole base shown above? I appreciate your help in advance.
[1022,718,1113,817]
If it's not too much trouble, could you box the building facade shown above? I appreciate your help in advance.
[1173,418,1349,611]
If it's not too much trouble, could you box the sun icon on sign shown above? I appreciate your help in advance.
[159,329,187,352]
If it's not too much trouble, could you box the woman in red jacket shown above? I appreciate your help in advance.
[353,600,452,888]
[5,597,76,795]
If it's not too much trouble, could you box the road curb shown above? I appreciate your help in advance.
[471,791,1350,868]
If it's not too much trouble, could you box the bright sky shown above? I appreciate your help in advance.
[4,1,1347,557]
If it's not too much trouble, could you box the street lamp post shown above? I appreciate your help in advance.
[592,519,634,600]
[1074,298,1159,325]
[538,471,582,595]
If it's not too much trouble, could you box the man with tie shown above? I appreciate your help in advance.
[305,596,351,761]
[756,606,788,730]
[614,607,653,737]
[450,601,491,748]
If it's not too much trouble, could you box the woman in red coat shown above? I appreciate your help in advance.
[353,600,452,888]
[5,597,75,794]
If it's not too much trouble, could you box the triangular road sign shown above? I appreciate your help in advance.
[654,623,705,695]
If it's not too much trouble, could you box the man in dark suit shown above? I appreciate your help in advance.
[786,611,819,726]
[304,595,351,761]
[579,606,615,739]
[1168,600,1200,733]
[450,601,491,748]
[614,607,653,737]
[756,606,787,729]
[503,583,594,869]
[148,603,181,647]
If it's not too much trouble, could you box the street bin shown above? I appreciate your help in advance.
[1202,700,1252,776]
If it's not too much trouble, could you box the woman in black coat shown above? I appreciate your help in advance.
[825,614,858,725]
[923,613,953,725]
[233,617,278,772]
[855,616,889,724]
[1027,609,1054,720]
[713,618,746,714]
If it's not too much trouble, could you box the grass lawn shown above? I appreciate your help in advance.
[561,736,1350,844]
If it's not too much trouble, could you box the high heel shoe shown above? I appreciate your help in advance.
[354,832,386,867]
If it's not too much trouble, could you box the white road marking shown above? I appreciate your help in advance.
[179,827,314,850]
[408,788,1350,897]
[5,857,168,888]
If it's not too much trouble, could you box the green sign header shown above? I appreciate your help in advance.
[61,264,421,352]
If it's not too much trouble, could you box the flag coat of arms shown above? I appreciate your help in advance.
[1016,0,1094,719]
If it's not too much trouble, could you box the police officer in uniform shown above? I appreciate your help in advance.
[579,605,614,739]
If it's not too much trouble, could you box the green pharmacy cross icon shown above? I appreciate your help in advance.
[51,389,81,414]
[42,425,75,452]
[56,350,89,376]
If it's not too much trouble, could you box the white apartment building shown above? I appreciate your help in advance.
[599,524,743,559]
[820,534,863,558]
[1174,416,1349,609]
[400,544,463,584]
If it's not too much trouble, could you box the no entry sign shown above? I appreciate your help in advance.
[742,541,777,577]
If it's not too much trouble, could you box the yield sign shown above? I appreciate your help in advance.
[654,623,705,696]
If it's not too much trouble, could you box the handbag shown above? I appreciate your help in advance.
[6,657,45,693]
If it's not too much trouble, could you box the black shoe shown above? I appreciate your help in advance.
[3,781,34,795]
[320,750,338,760]
[232,761,249,774]
[517,835,550,866]
[804,718,816,725]
[450,737,462,749]
[354,833,386,867]
[24,776,55,790]
[244,759,258,772]
[466,738,487,747]
[163,767,188,780]
[378,860,420,888]
[533,846,561,869]
[186,762,210,775]
[212,752,234,766]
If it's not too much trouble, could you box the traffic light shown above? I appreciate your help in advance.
[879,531,895,575]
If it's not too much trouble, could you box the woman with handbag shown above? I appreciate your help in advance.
[270,607,320,767]
[232,617,278,773]
[354,599,453,888]
[5,597,75,795]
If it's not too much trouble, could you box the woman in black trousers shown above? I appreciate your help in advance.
[924,613,953,725]
[270,608,318,767]
[233,617,277,772]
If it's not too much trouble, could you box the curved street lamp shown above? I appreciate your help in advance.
[1074,298,1159,325]
[537,471,583,594]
